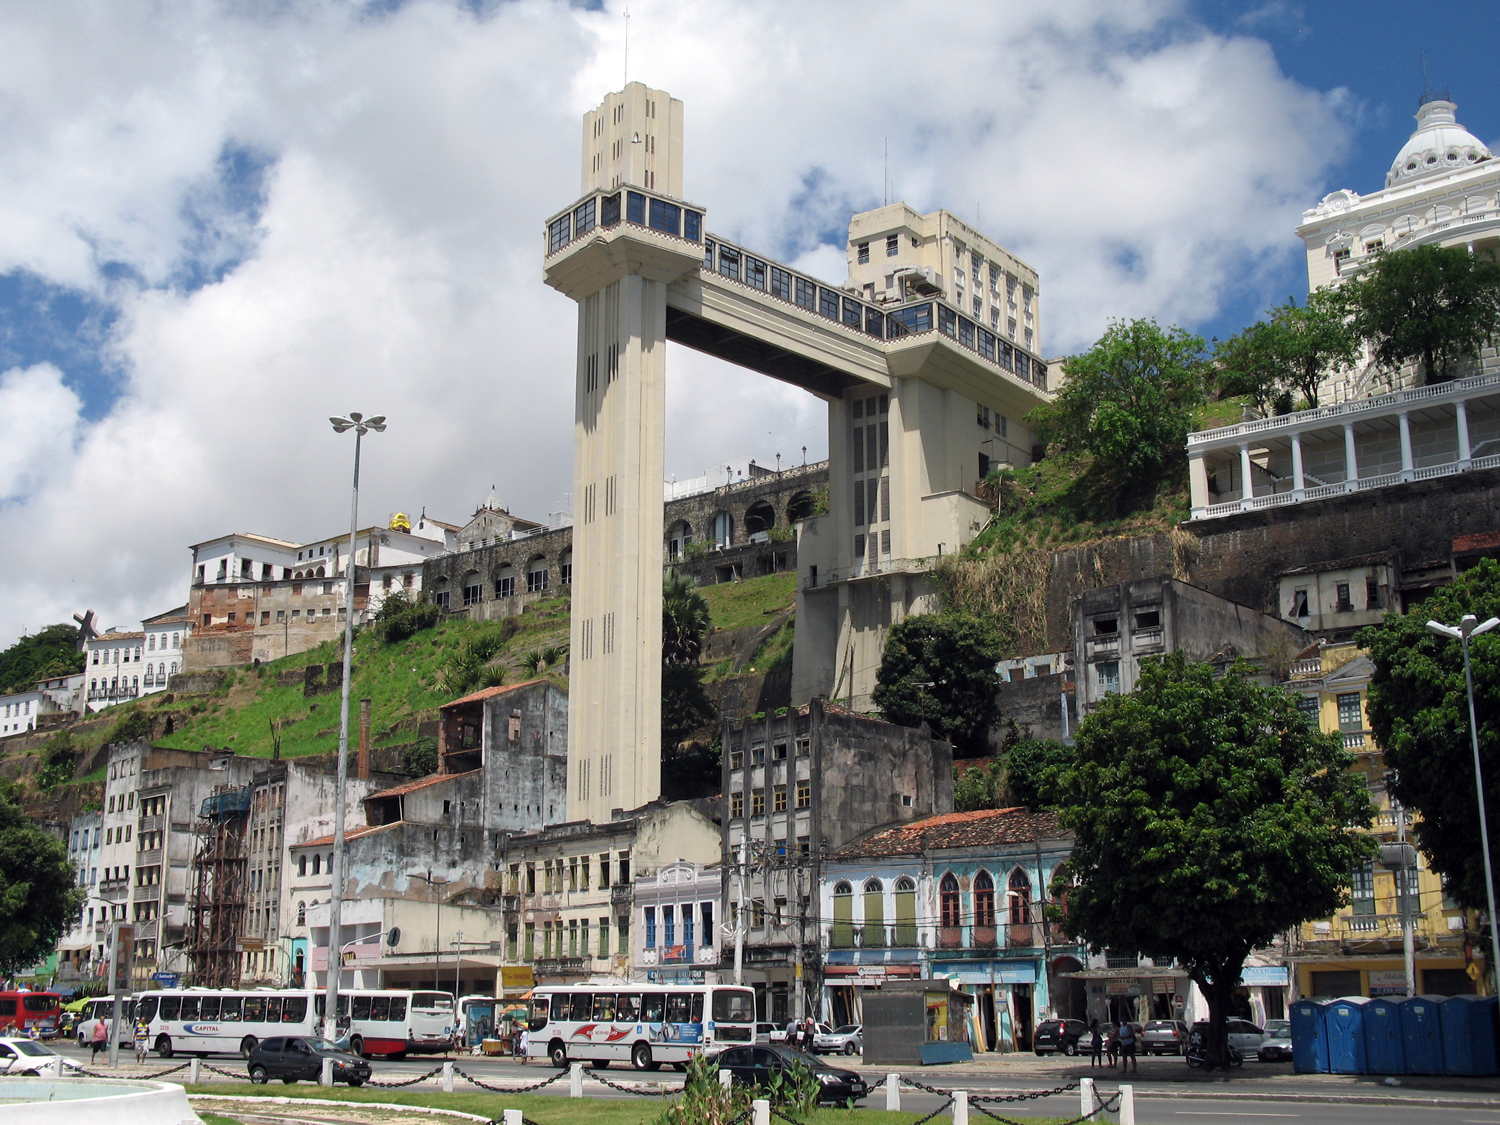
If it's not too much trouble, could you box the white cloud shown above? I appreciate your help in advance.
[0,0,1351,645]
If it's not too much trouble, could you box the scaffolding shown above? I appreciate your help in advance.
[185,786,251,987]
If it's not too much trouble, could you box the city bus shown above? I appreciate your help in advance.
[526,982,755,1071]
[135,988,456,1059]
[75,996,137,1046]
[0,991,62,1039]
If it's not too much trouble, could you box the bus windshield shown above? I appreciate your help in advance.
[712,990,754,1023]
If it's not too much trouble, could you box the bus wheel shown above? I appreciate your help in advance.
[549,1041,567,1068]
[631,1044,653,1071]
[155,1035,174,1059]
[349,1036,365,1058]
[240,1036,258,1058]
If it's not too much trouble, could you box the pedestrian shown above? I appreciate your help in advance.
[90,1018,108,1065]
[801,1017,815,1053]
[1089,1019,1103,1068]
[1105,1023,1119,1068]
[1117,1019,1139,1073]
[518,1026,529,1065]
[134,1018,150,1065]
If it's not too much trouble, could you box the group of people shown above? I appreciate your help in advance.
[784,1016,818,1052]
[83,1017,153,1065]
[1086,1018,1139,1073]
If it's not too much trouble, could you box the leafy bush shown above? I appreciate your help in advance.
[374,590,441,644]
[108,710,151,745]
[401,736,439,777]
[35,734,79,793]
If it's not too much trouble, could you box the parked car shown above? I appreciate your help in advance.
[1141,1020,1190,1055]
[715,1044,867,1104]
[247,1036,371,1086]
[813,1024,863,1056]
[755,1022,780,1044]
[1257,1023,1293,1063]
[1189,1019,1265,1053]
[1033,1018,1088,1056]
[0,1038,82,1075]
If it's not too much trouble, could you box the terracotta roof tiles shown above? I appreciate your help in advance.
[831,807,1067,860]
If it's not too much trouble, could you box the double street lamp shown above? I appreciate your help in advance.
[325,412,385,1037]
[1426,613,1500,994]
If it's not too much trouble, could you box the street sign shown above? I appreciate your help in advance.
[151,972,180,987]
[110,924,135,996]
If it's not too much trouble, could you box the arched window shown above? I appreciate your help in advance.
[1009,869,1032,926]
[296,901,306,925]
[863,878,885,947]
[832,881,854,948]
[666,520,692,560]
[786,492,815,523]
[169,662,178,675]
[494,563,516,599]
[559,548,573,586]
[316,566,325,578]
[158,663,166,679]
[711,511,732,548]
[894,877,918,946]
[462,570,483,606]
[312,854,321,876]
[526,555,549,594]
[939,873,961,929]
[149,635,156,651]
[973,870,996,928]
[298,855,307,877]
[744,500,776,536]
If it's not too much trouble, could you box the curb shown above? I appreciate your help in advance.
[188,1094,490,1120]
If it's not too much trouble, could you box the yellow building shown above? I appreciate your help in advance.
[1285,644,1476,998]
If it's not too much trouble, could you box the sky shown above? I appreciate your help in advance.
[0,0,1496,646]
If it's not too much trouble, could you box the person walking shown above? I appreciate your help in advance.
[90,1017,108,1065]
[1089,1019,1103,1068]
[518,1026,529,1065]
[1104,1023,1119,1068]
[1117,1019,1139,1073]
[133,1018,150,1065]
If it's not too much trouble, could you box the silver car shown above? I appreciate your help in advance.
[1140,1020,1189,1055]
[813,1024,863,1056]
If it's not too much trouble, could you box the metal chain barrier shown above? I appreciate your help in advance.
[903,1077,1081,1104]
[74,1062,191,1080]
[974,1088,1121,1125]
[202,1063,250,1080]
[454,1064,569,1093]
[366,1064,446,1088]
[583,1067,667,1096]
[907,1095,956,1125]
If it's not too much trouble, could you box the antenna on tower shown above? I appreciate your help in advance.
[884,138,888,207]
[624,8,630,87]
[1418,49,1450,108]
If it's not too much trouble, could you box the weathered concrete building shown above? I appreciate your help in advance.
[720,699,953,1024]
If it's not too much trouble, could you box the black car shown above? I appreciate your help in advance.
[247,1035,372,1086]
[1033,1018,1088,1056]
[716,1044,867,1103]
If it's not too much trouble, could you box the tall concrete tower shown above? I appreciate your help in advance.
[546,84,695,823]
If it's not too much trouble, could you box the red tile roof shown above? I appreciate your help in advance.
[293,823,392,849]
[831,807,1067,860]
[364,769,480,803]
[1454,530,1500,554]
[442,679,547,709]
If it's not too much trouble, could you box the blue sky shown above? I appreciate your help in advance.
[0,0,1496,645]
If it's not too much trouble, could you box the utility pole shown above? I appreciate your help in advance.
[734,837,748,986]
[1398,802,1417,997]
[454,930,464,1000]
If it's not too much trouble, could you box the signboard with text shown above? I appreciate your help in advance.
[110,924,136,996]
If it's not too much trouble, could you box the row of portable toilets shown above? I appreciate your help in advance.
[1290,994,1498,1075]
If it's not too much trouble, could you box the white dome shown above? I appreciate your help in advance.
[1387,100,1492,187]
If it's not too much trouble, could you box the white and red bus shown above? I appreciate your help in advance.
[0,991,62,1039]
[334,989,456,1058]
[526,982,755,1071]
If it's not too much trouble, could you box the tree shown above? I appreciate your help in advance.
[872,613,1001,757]
[953,728,1073,812]
[0,624,83,694]
[1360,558,1500,911]
[0,786,85,975]
[1215,290,1359,411]
[1343,243,1500,383]
[661,570,718,761]
[1051,652,1374,1068]
[663,569,712,665]
[1029,319,1207,477]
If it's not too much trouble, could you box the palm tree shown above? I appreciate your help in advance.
[663,569,712,665]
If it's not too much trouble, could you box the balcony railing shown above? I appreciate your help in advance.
[546,187,704,256]
[610,885,633,905]
[88,686,140,702]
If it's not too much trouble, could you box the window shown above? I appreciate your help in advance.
[1297,695,1321,725]
[751,789,765,816]
[730,792,743,819]
[886,234,898,257]
[1093,617,1118,635]
[434,589,450,610]
[1337,693,1363,733]
[1364,239,1384,255]
[1351,863,1375,915]
[857,242,869,264]
[1365,577,1381,610]
[463,580,482,606]
[1097,661,1121,695]
[1291,588,1310,617]
[772,742,787,761]
[973,871,995,928]
[796,781,811,808]
[1333,247,1350,271]
[1335,582,1353,613]
[1008,869,1031,926]
[939,873,961,928]
[729,750,743,770]
[773,786,787,812]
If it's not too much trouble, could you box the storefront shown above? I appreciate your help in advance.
[1294,955,1474,1000]
[928,961,1042,1052]
[823,963,922,1027]
[1062,968,1199,1026]
[1240,965,1288,1024]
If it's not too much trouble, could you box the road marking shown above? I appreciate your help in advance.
[1173,1114,1298,1119]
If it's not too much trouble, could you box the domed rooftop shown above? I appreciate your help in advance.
[1387,99,1492,187]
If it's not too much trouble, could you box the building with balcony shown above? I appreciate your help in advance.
[821,807,1082,1053]
[720,699,952,1025]
[633,859,722,985]
[1283,645,1474,998]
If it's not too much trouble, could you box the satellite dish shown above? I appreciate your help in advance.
[387,927,401,948]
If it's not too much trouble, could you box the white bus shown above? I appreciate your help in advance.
[526,982,756,1071]
[75,996,137,1046]
[135,988,456,1059]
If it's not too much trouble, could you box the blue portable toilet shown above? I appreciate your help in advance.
[1441,994,1499,1076]
[1289,998,1329,1073]
[1325,996,1372,1074]
[1363,998,1405,1074]
[1400,995,1445,1074]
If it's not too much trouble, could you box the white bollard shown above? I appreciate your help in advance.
[752,1098,771,1125]
[502,1112,523,1125]
[320,1057,334,1087]
[1119,1083,1136,1125]
[570,1060,584,1097]
[719,1068,734,1091]
[1080,1076,1095,1119]
[886,1073,901,1112]
[189,1058,201,1085]
[951,1088,969,1125]
[443,1060,454,1093]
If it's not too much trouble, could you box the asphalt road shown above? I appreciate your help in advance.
[47,1038,1500,1123]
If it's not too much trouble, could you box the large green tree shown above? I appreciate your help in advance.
[1029,318,1207,477]
[664,569,713,665]
[1343,243,1500,383]
[0,787,84,975]
[1215,290,1360,411]
[954,730,1074,811]
[1360,558,1500,911]
[873,612,1001,757]
[660,570,718,771]
[1052,653,1373,1068]
[0,624,83,695]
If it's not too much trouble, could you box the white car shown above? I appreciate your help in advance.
[813,1024,863,1056]
[0,1038,83,1075]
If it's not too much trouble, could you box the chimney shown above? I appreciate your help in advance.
[358,698,371,780]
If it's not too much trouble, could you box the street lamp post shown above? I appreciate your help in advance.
[325,411,385,1038]
[1426,613,1500,993]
